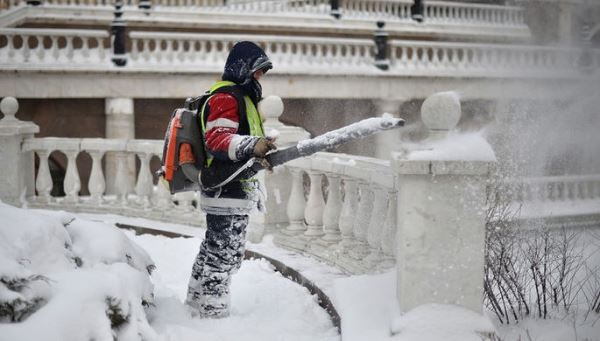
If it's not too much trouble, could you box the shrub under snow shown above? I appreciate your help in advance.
[0,202,156,341]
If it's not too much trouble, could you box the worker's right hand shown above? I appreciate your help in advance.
[253,137,276,158]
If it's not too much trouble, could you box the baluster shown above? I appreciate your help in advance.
[142,38,151,62]
[87,150,106,205]
[66,36,74,62]
[304,171,325,237]
[33,35,44,63]
[63,149,81,204]
[380,190,397,268]
[350,181,373,260]
[114,151,130,204]
[284,167,307,235]
[364,186,388,267]
[22,35,31,62]
[154,175,174,209]
[35,150,54,203]
[321,173,342,244]
[336,177,358,254]
[135,152,154,208]
[82,36,92,61]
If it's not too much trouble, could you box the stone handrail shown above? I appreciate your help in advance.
[128,31,374,72]
[21,137,206,226]
[275,151,397,274]
[388,40,595,77]
[425,0,524,26]
[0,28,110,66]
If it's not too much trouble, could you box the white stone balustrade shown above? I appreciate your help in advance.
[19,136,209,226]
[275,151,398,274]
[129,31,374,72]
[19,0,525,28]
[3,27,583,78]
[425,1,524,26]
[0,28,110,67]
[388,40,594,77]
[341,0,412,20]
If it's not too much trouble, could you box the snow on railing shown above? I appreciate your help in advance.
[0,28,110,66]
[21,137,205,226]
[275,152,397,274]
[388,40,593,77]
[425,0,524,26]
[128,31,374,72]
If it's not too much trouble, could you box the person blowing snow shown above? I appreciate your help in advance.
[183,41,275,318]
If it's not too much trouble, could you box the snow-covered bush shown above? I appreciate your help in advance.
[0,202,157,341]
[484,175,600,324]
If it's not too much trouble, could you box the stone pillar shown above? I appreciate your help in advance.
[249,96,310,243]
[0,97,39,206]
[105,98,135,195]
[374,99,403,159]
[392,92,496,314]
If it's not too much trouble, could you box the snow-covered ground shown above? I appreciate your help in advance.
[1,203,600,341]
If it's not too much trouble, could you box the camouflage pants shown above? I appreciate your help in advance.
[185,214,248,318]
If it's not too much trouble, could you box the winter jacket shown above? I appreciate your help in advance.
[198,81,266,215]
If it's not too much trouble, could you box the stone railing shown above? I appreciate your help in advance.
[275,152,397,274]
[514,175,600,203]
[21,136,207,226]
[2,27,593,78]
[425,0,524,26]
[0,28,110,67]
[388,40,594,77]
[341,0,412,20]
[128,31,374,72]
[4,0,525,27]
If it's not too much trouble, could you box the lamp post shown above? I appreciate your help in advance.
[111,0,127,67]
[374,21,389,71]
[411,0,424,23]
[330,0,341,19]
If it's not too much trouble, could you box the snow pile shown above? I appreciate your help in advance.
[0,203,156,341]
[130,232,340,341]
[390,304,495,341]
[397,131,496,162]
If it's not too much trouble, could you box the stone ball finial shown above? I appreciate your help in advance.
[258,95,284,120]
[0,97,19,120]
[421,91,461,132]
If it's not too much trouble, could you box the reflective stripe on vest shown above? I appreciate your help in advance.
[200,80,265,167]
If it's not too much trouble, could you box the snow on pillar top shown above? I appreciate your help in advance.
[420,91,461,140]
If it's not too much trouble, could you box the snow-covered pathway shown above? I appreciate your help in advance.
[128,232,340,341]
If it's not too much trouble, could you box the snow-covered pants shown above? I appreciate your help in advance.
[186,214,248,317]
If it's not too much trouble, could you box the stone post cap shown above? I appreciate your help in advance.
[421,91,461,135]
[0,97,39,136]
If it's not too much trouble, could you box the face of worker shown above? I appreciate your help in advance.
[253,69,265,81]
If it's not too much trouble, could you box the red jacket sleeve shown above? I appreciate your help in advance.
[204,93,258,161]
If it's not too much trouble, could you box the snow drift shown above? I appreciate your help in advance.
[0,202,156,341]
